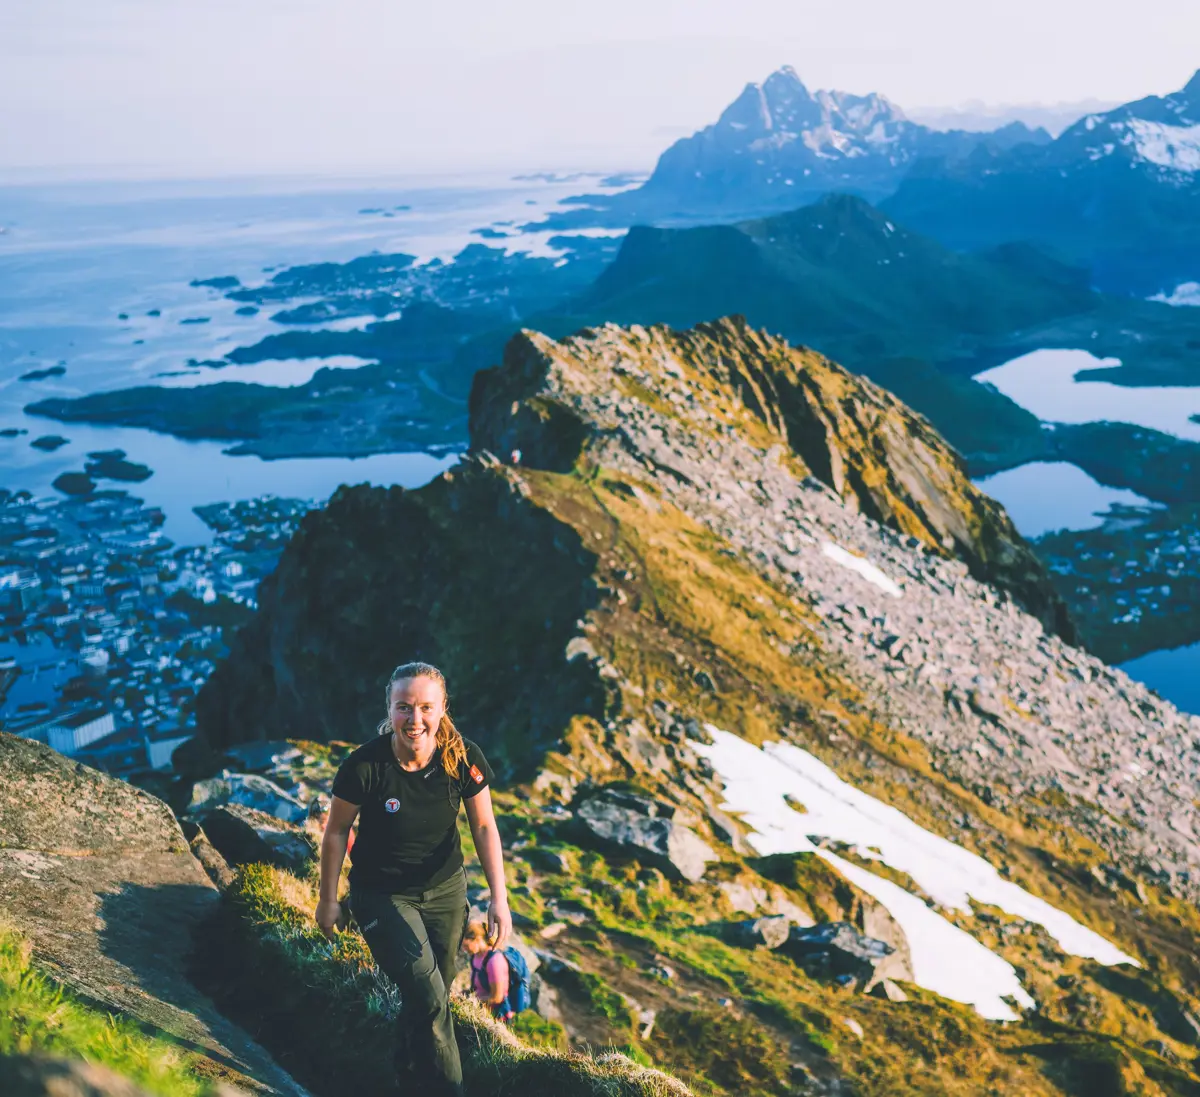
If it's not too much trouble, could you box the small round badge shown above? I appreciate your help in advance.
[384,797,401,813]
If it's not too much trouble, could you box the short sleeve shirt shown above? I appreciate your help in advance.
[331,734,494,893]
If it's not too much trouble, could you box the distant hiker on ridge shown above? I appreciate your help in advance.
[316,661,511,1097]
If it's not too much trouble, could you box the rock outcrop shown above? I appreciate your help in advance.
[786,922,913,991]
[199,803,316,873]
[470,317,1074,640]
[0,732,308,1097]
[576,790,716,883]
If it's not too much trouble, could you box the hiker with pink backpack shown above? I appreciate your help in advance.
[463,921,532,1022]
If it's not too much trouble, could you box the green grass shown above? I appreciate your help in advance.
[0,925,215,1096]
[202,863,695,1097]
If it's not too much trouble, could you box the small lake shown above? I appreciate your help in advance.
[1120,643,1200,717]
[975,348,1200,442]
[973,461,1157,539]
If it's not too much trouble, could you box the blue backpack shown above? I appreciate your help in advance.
[482,947,532,1015]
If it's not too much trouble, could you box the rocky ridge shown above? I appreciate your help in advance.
[472,318,1199,899]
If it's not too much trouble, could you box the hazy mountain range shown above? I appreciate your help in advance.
[547,65,1200,295]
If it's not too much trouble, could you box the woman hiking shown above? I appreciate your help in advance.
[316,662,511,1097]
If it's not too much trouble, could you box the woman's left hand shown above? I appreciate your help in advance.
[488,897,513,950]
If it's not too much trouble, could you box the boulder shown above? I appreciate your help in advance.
[856,897,914,986]
[200,803,316,872]
[576,789,716,883]
[525,845,573,874]
[188,772,307,823]
[786,922,910,990]
[731,914,792,950]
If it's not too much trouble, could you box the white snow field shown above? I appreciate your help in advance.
[695,729,1139,1021]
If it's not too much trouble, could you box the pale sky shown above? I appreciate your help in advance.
[2,0,1198,179]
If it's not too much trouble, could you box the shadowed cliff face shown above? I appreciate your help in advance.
[470,317,1073,641]
[195,469,606,772]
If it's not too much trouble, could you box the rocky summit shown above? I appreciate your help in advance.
[192,317,1200,1094]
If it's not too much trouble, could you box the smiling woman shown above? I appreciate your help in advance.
[315,661,511,1097]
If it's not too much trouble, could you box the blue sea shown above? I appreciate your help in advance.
[0,173,609,543]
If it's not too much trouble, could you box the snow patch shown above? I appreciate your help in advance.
[1121,119,1200,173]
[821,542,903,598]
[694,730,1140,1020]
[1150,281,1200,307]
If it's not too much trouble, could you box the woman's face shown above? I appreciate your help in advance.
[389,676,446,755]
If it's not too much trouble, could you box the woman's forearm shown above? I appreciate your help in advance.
[473,822,507,905]
[319,827,350,903]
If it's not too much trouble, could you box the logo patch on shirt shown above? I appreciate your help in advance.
[469,764,484,785]
[384,797,401,813]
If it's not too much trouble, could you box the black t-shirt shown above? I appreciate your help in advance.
[331,734,495,893]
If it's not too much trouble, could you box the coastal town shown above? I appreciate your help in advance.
[0,486,314,783]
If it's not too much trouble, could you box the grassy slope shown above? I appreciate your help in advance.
[512,464,1200,1095]
[199,453,1200,1095]
[200,863,692,1097]
[0,925,217,1096]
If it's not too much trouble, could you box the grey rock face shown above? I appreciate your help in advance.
[0,733,309,1097]
[476,320,1200,902]
[576,790,716,882]
[200,803,316,872]
[188,772,307,823]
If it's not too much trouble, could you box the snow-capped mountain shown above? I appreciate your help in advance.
[552,67,1048,226]
[1054,69,1200,177]
[636,67,1047,214]
[883,68,1200,295]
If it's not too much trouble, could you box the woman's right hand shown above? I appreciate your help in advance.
[315,897,343,941]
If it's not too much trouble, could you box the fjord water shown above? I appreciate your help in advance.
[976,347,1200,441]
[0,174,596,541]
[973,460,1157,539]
[972,345,1200,714]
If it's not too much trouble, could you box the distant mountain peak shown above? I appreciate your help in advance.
[762,64,807,92]
[552,68,1074,225]
[1183,67,1200,102]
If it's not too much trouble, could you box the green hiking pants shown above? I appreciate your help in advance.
[351,869,469,1096]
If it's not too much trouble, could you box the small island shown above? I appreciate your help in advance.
[84,449,153,482]
[19,364,66,381]
[30,434,69,451]
[52,471,95,496]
